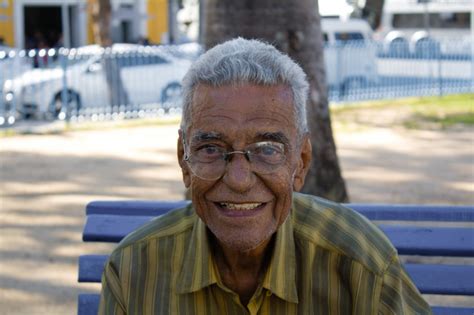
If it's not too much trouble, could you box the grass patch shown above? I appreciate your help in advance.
[331,93,474,130]
[406,94,474,128]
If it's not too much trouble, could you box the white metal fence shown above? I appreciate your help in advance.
[0,40,472,127]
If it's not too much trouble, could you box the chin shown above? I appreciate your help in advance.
[210,225,277,253]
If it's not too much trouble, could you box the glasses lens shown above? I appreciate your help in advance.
[248,142,286,174]
[187,159,226,180]
[193,145,225,163]
[186,144,226,180]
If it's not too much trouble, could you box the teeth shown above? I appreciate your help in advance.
[220,203,262,210]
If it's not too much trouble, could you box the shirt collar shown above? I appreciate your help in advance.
[177,216,218,293]
[177,208,298,304]
[261,214,298,303]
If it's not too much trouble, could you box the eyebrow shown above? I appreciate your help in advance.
[191,131,224,142]
[190,130,290,146]
[255,132,290,146]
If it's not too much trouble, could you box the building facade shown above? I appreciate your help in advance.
[0,0,170,49]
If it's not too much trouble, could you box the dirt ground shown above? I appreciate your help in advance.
[0,121,473,314]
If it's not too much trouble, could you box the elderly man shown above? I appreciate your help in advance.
[99,38,431,314]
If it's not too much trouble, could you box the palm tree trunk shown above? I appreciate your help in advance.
[352,0,385,30]
[204,0,349,202]
[90,0,129,108]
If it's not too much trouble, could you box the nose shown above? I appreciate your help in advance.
[221,153,255,192]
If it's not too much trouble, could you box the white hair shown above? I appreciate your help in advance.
[180,38,309,135]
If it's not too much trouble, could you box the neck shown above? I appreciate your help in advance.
[218,238,272,273]
[210,232,275,305]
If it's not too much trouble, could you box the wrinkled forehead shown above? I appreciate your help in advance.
[189,83,295,122]
[183,84,298,146]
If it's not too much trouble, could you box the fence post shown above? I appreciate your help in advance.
[0,51,4,125]
[336,42,342,101]
[437,47,442,97]
[60,48,69,123]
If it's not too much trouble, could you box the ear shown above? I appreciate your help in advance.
[177,129,191,188]
[292,134,312,192]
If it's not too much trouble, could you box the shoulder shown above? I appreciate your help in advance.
[112,204,196,253]
[292,192,396,275]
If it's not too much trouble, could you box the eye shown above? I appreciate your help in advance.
[194,144,225,162]
[251,142,285,164]
[201,145,220,155]
[255,142,284,154]
[259,145,279,156]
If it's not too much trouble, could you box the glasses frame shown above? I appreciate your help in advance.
[182,132,289,180]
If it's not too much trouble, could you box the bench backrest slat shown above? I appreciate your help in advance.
[86,200,190,216]
[78,294,100,315]
[78,255,108,283]
[83,214,474,257]
[86,201,474,222]
[78,254,474,296]
[77,295,474,315]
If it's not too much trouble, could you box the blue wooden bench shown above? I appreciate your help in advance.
[78,201,474,315]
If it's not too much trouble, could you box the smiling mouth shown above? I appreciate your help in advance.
[219,202,263,210]
[214,202,267,216]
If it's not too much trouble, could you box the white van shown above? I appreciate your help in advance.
[321,18,379,91]
[377,1,472,43]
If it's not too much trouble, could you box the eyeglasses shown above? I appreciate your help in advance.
[183,139,287,180]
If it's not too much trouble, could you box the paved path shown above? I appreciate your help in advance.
[0,123,473,314]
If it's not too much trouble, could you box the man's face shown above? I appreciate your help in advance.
[178,84,311,252]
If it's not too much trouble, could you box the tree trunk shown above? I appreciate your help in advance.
[90,0,129,108]
[204,0,349,202]
[353,0,385,30]
[90,0,112,46]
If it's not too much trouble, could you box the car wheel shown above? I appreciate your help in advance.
[50,91,81,120]
[160,82,182,112]
[389,38,409,57]
[415,39,441,59]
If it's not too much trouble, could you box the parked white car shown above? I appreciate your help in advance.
[2,44,193,119]
[321,18,379,91]
[1,47,33,125]
[383,30,410,56]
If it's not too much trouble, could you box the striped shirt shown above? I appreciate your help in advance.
[99,192,431,314]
